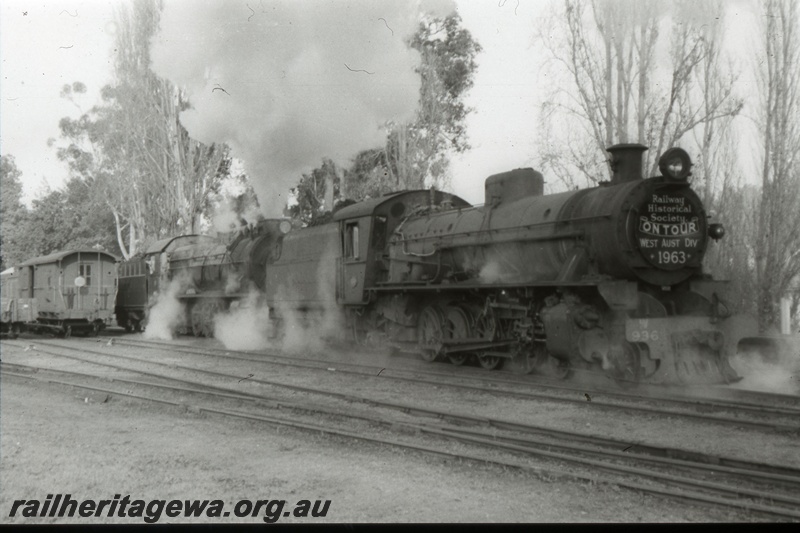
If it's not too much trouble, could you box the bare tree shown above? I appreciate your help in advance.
[701,131,760,316]
[754,0,800,331]
[539,0,742,186]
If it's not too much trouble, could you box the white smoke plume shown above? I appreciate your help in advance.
[210,197,248,235]
[730,339,800,394]
[143,277,186,340]
[479,260,503,284]
[151,0,455,216]
[212,231,344,353]
[272,243,345,354]
[213,290,273,351]
[210,176,264,235]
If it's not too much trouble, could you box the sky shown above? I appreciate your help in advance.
[0,0,545,208]
[0,0,758,209]
[1,0,118,203]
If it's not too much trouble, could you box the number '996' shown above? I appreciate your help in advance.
[658,251,686,264]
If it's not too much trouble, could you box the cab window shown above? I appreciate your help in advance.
[345,222,360,260]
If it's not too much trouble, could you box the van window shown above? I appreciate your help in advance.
[79,264,92,286]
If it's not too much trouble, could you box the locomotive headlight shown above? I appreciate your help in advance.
[279,220,292,234]
[658,148,692,182]
[708,223,725,241]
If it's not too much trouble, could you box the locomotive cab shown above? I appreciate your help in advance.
[332,190,471,305]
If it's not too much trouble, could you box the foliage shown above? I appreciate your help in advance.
[0,155,30,269]
[341,149,396,200]
[341,12,481,196]
[1,155,121,268]
[285,159,341,225]
[18,178,122,260]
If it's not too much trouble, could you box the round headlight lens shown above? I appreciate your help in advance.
[658,148,692,182]
[708,223,725,241]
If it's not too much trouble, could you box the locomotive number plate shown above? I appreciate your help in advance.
[626,320,666,344]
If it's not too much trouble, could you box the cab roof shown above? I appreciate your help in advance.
[333,190,470,221]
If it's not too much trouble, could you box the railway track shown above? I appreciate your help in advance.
[2,344,800,520]
[87,336,800,432]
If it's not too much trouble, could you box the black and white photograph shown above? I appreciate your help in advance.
[1,0,799,524]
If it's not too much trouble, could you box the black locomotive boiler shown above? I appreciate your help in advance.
[265,144,754,385]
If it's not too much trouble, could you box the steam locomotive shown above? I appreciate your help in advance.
[114,143,762,385]
[114,220,289,336]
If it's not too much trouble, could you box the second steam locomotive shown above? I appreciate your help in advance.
[112,143,760,385]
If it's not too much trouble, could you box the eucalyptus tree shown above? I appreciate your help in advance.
[341,12,481,196]
[56,0,228,259]
[0,155,29,269]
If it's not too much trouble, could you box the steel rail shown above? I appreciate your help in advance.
[95,337,800,431]
[110,336,800,410]
[4,341,799,481]
[5,359,799,491]
[3,364,799,520]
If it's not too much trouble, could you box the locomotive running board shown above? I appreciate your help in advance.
[390,339,517,357]
[439,339,517,355]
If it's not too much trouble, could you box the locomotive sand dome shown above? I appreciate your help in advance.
[264,143,754,385]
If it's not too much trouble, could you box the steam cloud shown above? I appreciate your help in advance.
[151,0,455,216]
[213,291,273,351]
[213,231,344,353]
[730,339,800,394]
[143,277,185,340]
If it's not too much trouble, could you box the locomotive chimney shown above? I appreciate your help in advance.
[606,143,648,184]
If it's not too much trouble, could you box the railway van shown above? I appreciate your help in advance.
[14,249,118,337]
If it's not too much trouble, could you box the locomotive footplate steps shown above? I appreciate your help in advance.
[625,316,740,384]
